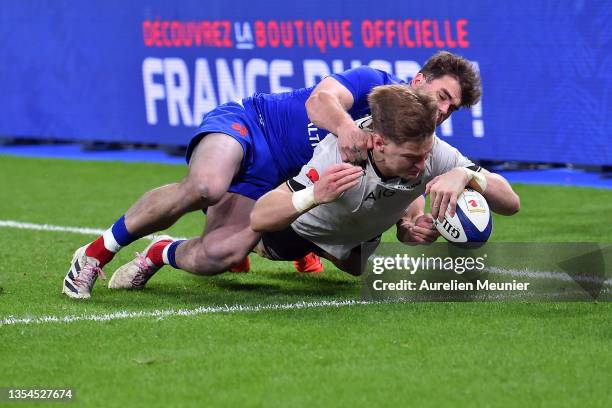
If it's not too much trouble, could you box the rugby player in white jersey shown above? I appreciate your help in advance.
[250,85,520,275]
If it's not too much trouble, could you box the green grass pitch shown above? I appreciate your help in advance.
[1,156,611,407]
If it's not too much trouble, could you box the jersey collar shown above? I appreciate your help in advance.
[366,150,424,191]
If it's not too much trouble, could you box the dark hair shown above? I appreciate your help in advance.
[419,51,482,107]
[367,85,437,144]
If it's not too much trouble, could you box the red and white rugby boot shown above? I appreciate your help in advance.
[108,235,173,290]
[62,245,106,299]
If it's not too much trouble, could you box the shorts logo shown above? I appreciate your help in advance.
[306,168,320,182]
[231,123,248,137]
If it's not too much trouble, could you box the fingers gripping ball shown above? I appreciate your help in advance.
[434,188,492,247]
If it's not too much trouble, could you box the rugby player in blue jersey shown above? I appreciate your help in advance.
[62,51,481,298]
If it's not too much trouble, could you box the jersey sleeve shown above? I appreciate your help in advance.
[331,67,397,113]
[287,134,341,192]
[429,136,475,177]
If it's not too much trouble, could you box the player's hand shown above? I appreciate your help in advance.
[425,168,470,221]
[337,124,373,164]
[397,214,440,245]
[313,163,363,204]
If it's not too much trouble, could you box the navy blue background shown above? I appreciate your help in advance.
[0,0,610,164]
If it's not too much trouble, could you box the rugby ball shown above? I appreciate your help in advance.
[434,188,492,247]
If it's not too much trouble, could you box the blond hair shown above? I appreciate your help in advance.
[367,85,437,144]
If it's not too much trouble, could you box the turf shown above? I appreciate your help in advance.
[1,156,611,407]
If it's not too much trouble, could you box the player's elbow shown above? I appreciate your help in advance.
[305,91,321,118]
[250,210,269,233]
[498,192,521,216]
[509,193,521,215]
[306,89,331,120]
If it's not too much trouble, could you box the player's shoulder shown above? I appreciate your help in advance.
[313,134,341,162]
[356,66,403,81]
[431,135,460,157]
[355,115,373,131]
[426,135,473,177]
[290,134,340,190]
[333,66,404,86]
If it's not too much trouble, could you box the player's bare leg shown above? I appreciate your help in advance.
[109,193,261,289]
[123,133,243,235]
[174,193,261,275]
[64,133,242,298]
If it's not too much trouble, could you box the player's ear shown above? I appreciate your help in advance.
[372,133,385,151]
[411,72,426,87]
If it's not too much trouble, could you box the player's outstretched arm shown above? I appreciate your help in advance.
[426,167,520,221]
[250,163,364,232]
[306,77,372,163]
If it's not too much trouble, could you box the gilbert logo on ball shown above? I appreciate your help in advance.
[435,188,492,247]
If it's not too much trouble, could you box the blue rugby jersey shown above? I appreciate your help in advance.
[245,66,406,180]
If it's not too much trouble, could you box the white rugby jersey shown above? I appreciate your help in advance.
[288,116,474,259]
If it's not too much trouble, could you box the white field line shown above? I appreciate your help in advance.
[1,289,608,327]
[0,300,379,326]
[487,267,612,286]
[0,220,105,236]
[4,219,609,285]
[0,219,186,241]
[1,219,610,326]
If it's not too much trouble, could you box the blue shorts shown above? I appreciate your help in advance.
[185,101,281,201]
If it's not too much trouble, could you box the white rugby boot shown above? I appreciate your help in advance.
[62,245,106,299]
[108,235,173,290]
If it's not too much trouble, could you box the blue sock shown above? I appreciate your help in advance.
[167,240,185,269]
[110,215,139,247]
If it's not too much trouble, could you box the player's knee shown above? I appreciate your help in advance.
[197,182,226,205]
[192,242,248,274]
[208,242,248,269]
[182,177,227,206]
